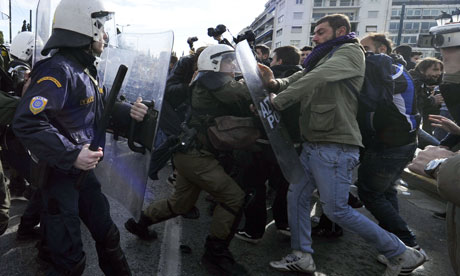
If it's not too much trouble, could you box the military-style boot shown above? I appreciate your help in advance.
[124,212,157,240]
[97,225,132,276]
[201,236,248,276]
[17,217,41,241]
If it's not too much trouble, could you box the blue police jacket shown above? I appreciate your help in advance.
[12,49,129,172]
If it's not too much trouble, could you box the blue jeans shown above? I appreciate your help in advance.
[288,142,406,258]
[357,143,417,247]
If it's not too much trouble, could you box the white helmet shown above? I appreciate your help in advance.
[10,31,34,61]
[42,0,116,55]
[197,44,237,72]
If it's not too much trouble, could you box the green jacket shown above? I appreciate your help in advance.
[272,42,365,147]
[189,72,252,148]
[0,91,19,126]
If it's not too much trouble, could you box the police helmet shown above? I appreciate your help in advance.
[197,44,239,73]
[10,32,35,62]
[41,0,115,55]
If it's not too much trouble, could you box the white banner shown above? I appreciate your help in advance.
[0,0,9,20]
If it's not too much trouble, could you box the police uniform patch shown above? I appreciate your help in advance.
[29,96,48,115]
[37,76,62,88]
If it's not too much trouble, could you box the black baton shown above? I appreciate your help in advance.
[75,65,128,189]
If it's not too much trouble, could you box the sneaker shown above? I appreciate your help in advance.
[382,246,426,276]
[277,226,291,237]
[234,231,262,244]
[377,245,428,265]
[269,251,316,273]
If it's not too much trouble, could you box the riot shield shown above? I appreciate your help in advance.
[235,40,305,186]
[95,31,174,220]
[33,0,60,64]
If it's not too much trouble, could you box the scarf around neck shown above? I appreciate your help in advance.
[303,32,358,73]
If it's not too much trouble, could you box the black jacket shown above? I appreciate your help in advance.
[271,64,302,143]
[409,69,441,118]
[368,55,420,148]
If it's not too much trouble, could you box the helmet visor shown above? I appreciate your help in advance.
[91,11,117,48]
[219,52,241,74]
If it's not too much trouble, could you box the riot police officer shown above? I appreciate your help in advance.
[125,44,251,275]
[12,0,147,275]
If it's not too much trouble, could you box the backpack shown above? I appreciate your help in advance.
[356,52,394,112]
[329,47,394,112]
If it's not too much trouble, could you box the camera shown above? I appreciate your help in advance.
[187,36,198,50]
[233,30,256,44]
[418,23,460,49]
[207,24,227,38]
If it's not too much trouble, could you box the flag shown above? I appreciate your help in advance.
[0,0,9,20]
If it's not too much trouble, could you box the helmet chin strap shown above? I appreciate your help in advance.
[87,43,102,67]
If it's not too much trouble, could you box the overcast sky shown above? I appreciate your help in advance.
[0,0,267,56]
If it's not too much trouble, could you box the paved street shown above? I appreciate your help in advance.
[0,164,455,276]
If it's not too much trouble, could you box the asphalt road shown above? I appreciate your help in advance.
[0,164,455,276]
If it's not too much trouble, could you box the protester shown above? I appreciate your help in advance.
[299,45,312,67]
[235,45,302,244]
[259,14,426,275]
[358,33,425,262]
[255,44,271,66]
[410,57,444,135]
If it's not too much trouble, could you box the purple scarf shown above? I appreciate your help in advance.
[303,32,358,73]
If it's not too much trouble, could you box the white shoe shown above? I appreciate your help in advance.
[269,251,316,273]
[383,247,426,276]
[377,245,428,265]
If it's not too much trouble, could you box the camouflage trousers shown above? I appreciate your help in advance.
[0,161,10,227]
[144,148,245,240]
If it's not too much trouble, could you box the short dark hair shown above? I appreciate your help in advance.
[394,44,412,59]
[362,33,393,55]
[411,51,423,57]
[300,46,313,52]
[255,44,270,56]
[415,57,443,73]
[273,46,300,66]
[316,14,351,34]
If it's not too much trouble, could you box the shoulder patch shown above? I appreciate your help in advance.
[29,96,48,115]
[37,76,62,88]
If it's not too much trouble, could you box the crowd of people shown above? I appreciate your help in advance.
[0,1,459,276]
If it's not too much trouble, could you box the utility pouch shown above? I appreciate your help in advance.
[207,116,260,151]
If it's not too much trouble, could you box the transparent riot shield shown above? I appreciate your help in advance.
[33,0,60,65]
[235,40,305,186]
[95,31,174,220]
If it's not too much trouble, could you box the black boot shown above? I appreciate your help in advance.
[0,220,7,236]
[124,212,157,240]
[96,225,132,276]
[311,214,343,239]
[201,236,248,276]
[17,217,41,241]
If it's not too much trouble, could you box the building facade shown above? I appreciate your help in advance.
[390,0,460,57]
[248,0,460,57]
[249,0,392,50]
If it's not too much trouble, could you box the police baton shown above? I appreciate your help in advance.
[75,64,128,189]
